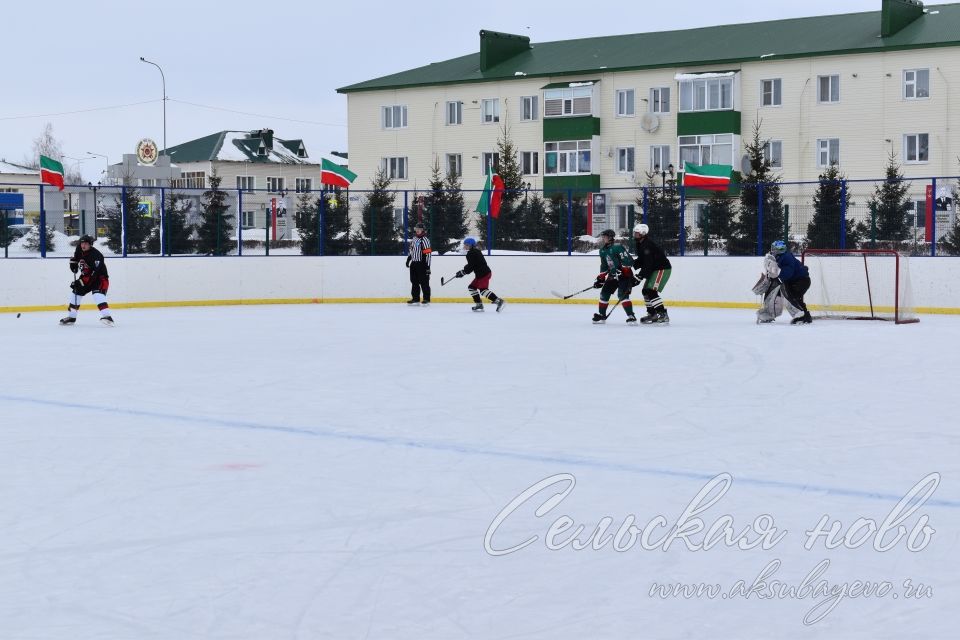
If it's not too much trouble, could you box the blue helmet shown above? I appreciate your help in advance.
[771,240,787,255]
[464,237,477,248]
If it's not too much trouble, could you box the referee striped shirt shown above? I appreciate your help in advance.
[409,236,432,266]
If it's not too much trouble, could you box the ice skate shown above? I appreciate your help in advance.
[652,311,670,324]
[496,299,505,312]
[59,316,76,325]
[791,312,812,325]
[639,311,657,324]
[406,299,420,306]
[626,314,637,324]
[592,313,606,324]
[100,316,115,327]
[472,303,484,312]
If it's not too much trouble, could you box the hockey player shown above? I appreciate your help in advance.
[632,223,672,324]
[592,229,637,324]
[770,240,812,324]
[453,237,505,312]
[60,235,114,326]
[405,222,432,306]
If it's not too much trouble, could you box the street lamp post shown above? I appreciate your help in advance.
[86,151,109,184]
[139,57,167,153]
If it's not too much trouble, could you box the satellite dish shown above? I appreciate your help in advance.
[740,154,756,176]
[640,113,660,133]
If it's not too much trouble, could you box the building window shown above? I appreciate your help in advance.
[650,145,671,172]
[679,134,733,167]
[446,153,462,177]
[904,133,929,163]
[763,140,783,168]
[481,152,500,174]
[679,77,733,112]
[817,138,840,167]
[481,98,500,123]
[650,87,670,113]
[904,69,930,99]
[242,210,255,228]
[295,178,312,193]
[392,207,404,228]
[446,101,462,125]
[521,96,539,121]
[544,140,592,175]
[616,89,635,117]
[817,75,840,103]
[381,157,408,180]
[613,204,635,232]
[761,79,782,107]
[521,151,539,176]
[616,147,635,173]
[236,176,255,192]
[543,86,593,117]
[172,171,205,190]
[267,177,285,193]
[382,105,408,129]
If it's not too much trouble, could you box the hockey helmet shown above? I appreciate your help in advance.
[463,237,477,248]
[413,222,426,232]
[78,235,94,245]
[771,240,787,255]
[633,223,649,236]
[600,229,616,239]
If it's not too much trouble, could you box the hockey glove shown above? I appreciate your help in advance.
[455,270,465,278]
[405,256,412,268]
[593,273,606,289]
[69,260,79,274]
[70,280,85,295]
[632,274,642,287]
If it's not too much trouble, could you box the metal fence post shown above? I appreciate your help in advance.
[160,187,167,256]
[783,204,790,245]
[318,195,325,256]
[642,186,649,224]
[566,188,573,255]
[403,190,409,257]
[839,180,847,250]
[703,204,709,256]
[487,191,494,256]
[931,177,937,256]
[870,202,877,249]
[39,184,46,258]
[237,189,243,256]
[121,185,128,257]
[679,185,686,256]
[756,182,764,256]
[265,199,270,256]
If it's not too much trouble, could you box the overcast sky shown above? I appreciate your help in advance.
[1,0,884,182]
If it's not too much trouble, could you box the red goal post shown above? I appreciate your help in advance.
[801,249,919,324]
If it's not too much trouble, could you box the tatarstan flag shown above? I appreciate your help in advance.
[320,158,357,188]
[682,162,732,191]
[475,165,505,219]
[40,155,65,191]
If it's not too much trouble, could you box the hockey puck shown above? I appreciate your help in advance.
[16,313,20,318]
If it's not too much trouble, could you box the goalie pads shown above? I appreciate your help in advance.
[757,284,785,322]
[751,274,771,296]
[763,253,780,278]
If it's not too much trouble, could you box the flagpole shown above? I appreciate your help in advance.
[486,166,493,256]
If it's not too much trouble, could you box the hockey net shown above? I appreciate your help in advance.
[802,249,919,324]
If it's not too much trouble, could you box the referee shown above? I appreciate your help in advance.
[406,222,432,305]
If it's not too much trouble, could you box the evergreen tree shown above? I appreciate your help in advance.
[145,191,195,254]
[546,193,587,252]
[423,160,468,254]
[638,172,682,254]
[196,171,234,255]
[22,224,56,252]
[687,191,736,254]
[295,190,320,255]
[806,164,865,250]
[297,188,351,255]
[477,124,526,249]
[728,121,787,255]
[867,152,911,248]
[102,181,152,254]
[352,168,401,255]
[518,191,556,252]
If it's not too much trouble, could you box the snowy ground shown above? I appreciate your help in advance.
[1,304,958,640]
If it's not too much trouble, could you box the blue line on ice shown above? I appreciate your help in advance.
[4,393,958,509]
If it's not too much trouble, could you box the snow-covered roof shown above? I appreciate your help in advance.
[0,160,39,175]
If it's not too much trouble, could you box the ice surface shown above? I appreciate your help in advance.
[1,304,957,639]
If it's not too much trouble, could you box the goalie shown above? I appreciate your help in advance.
[753,241,812,324]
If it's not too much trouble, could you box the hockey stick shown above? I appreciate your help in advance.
[441,274,461,286]
[603,298,622,319]
[550,285,594,300]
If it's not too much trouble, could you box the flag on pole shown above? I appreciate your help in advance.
[39,155,65,191]
[475,165,505,219]
[682,162,733,191]
[320,158,357,188]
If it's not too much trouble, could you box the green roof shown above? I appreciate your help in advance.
[163,130,311,164]
[338,2,960,93]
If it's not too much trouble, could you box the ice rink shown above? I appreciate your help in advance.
[2,303,958,639]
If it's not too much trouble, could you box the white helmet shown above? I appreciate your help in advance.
[633,223,649,235]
